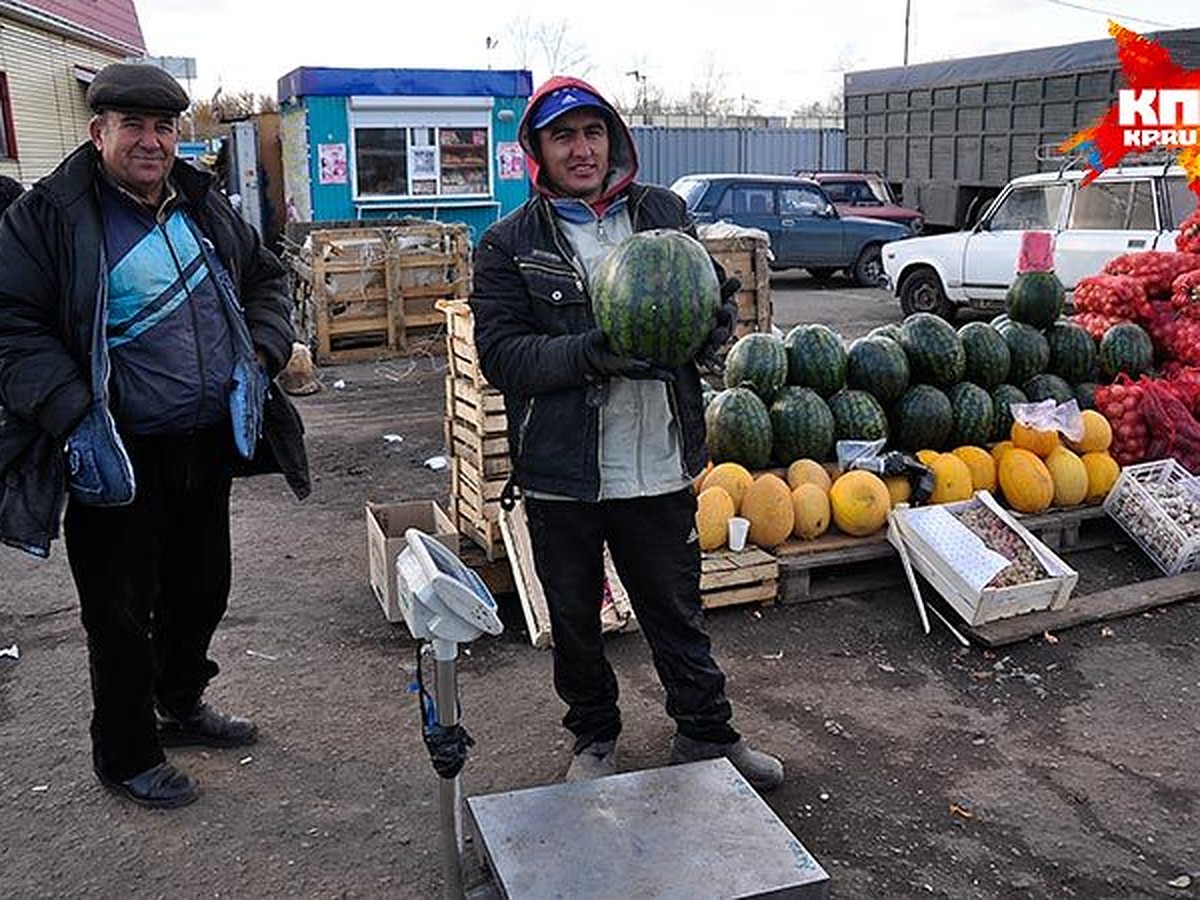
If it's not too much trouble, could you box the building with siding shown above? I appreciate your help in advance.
[0,0,146,184]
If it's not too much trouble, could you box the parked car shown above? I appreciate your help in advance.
[671,173,910,286]
[881,164,1194,320]
[795,171,924,233]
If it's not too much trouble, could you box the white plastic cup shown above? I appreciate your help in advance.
[727,517,750,552]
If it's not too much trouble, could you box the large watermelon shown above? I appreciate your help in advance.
[828,389,889,443]
[1023,373,1074,404]
[898,313,965,386]
[867,323,904,344]
[1098,323,1154,380]
[957,322,1011,389]
[770,386,836,463]
[592,229,719,367]
[1006,271,1065,329]
[705,387,772,470]
[723,333,788,402]
[890,384,954,452]
[783,324,847,397]
[946,382,995,447]
[1045,320,1096,386]
[997,320,1050,384]
[846,336,910,404]
[990,384,1028,441]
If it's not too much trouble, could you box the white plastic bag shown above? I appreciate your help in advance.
[1010,399,1084,443]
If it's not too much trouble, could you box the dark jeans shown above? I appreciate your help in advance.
[64,427,234,781]
[526,489,738,752]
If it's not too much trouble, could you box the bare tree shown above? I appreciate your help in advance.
[679,54,735,119]
[505,17,593,79]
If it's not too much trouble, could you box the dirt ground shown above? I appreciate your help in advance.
[1,276,1198,899]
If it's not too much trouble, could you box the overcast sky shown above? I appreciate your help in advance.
[136,0,1200,115]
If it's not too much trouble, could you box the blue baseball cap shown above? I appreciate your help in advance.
[532,87,607,129]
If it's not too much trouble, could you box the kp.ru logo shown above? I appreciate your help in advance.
[1060,22,1200,194]
[1117,89,1200,148]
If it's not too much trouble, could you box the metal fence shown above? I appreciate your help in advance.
[630,127,846,189]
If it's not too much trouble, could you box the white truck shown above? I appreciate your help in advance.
[881,163,1193,319]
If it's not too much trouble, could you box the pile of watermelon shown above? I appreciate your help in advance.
[704,206,1200,472]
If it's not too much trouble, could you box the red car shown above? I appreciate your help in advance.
[795,171,924,234]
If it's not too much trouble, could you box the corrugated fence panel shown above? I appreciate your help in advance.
[631,127,846,188]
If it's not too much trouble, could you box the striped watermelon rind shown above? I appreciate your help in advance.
[1045,320,1097,386]
[890,384,953,452]
[846,336,910,405]
[783,324,847,397]
[1098,322,1154,380]
[997,320,1050,385]
[705,387,773,470]
[724,333,789,402]
[592,229,719,367]
[898,313,966,386]
[828,389,890,443]
[957,321,1011,389]
[990,384,1029,442]
[770,386,836,463]
[946,382,995,448]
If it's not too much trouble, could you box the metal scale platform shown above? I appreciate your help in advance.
[467,758,830,899]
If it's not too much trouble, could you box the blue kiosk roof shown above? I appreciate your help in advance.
[278,67,533,103]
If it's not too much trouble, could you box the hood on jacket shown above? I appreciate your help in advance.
[518,76,638,210]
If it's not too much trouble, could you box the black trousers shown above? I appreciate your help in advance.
[526,489,738,752]
[64,427,234,781]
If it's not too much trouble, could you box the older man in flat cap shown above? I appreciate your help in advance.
[0,63,309,808]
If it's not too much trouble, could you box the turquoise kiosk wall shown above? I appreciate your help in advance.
[278,67,532,240]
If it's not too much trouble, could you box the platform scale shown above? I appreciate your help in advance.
[395,529,830,899]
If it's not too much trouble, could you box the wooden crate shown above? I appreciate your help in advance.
[700,234,772,337]
[700,548,779,609]
[450,458,506,560]
[441,299,488,388]
[446,376,507,436]
[295,223,471,363]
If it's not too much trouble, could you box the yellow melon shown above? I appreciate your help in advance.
[884,475,911,508]
[929,453,974,504]
[998,447,1055,513]
[741,474,795,548]
[791,483,831,540]
[991,440,1015,467]
[696,486,736,551]
[1044,446,1088,507]
[1011,422,1060,458]
[916,449,941,466]
[951,445,997,493]
[1066,409,1113,454]
[829,470,891,536]
[701,462,754,513]
[693,460,714,495]
[1082,451,1121,502]
[786,458,832,493]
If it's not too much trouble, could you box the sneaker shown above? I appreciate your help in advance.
[669,734,784,792]
[565,739,618,783]
[157,702,258,748]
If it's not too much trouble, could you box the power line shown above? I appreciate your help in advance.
[1043,0,1183,29]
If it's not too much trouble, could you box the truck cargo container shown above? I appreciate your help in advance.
[843,27,1200,231]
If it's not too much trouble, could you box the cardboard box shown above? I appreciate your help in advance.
[366,501,459,622]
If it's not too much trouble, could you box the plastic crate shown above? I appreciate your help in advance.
[1103,458,1200,575]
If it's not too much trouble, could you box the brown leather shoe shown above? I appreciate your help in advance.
[97,762,198,809]
[157,702,258,748]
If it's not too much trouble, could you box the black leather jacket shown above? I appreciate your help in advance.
[470,184,709,501]
[0,144,309,556]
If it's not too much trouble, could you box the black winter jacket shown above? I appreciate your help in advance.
[0,143,309,556]
[470,184,709,501]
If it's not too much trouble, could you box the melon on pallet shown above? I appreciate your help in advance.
[705,388,773,471]
[786,458,832,492]
[770,386,835,464]
[783,324,847,397]
[724,333,789,402]
[828,389,889,443]
[846,336,910,404]
[957,322,1011,389]
[592,229,719,367]
[829,470,891,536]
[791,483,831,540]
[742,474,795,548]
[696,486,736,550]
[890,384,953,452]
[701,461,755,512]
[946,382,994,448]
[898,313,966,386]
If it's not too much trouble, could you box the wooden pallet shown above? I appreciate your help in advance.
[701,548,779,609]
[445,375,507,435]
[296,224,470,363]
[773,504,1115,604]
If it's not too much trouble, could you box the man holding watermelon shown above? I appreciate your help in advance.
[471,77,783,792]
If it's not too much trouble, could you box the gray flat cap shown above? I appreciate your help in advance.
[86,63,190,114]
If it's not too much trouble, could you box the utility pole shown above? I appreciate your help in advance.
[625,70,647,117]
[904,0,912,66]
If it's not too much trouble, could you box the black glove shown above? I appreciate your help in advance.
[581,330,674,382]
[698,277,741,367]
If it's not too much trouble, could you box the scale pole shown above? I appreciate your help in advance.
[434,648,464,899]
